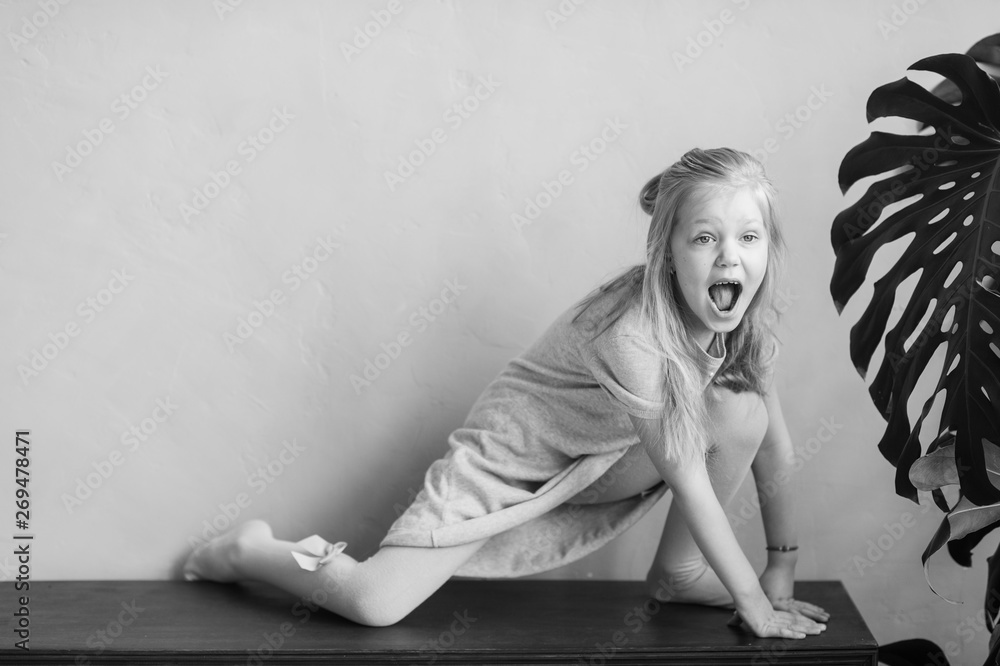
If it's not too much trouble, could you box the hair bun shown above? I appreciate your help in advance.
[639,172,662,216]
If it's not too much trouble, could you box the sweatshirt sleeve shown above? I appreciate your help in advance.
[583,333,666,419]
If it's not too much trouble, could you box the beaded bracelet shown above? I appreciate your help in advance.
[766,545,799,552]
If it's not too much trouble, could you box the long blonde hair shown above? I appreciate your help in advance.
[571,147,787,463]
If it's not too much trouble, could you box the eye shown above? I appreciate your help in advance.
[742,233,759,242]
[694,235,713,244]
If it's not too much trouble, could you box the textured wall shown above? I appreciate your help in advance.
[1,0,996,662]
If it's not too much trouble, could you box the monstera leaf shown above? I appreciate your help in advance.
[923,34,1000,110]
[832,45,1000,666]
[909,442,1000,597]
[831,54,1000,520]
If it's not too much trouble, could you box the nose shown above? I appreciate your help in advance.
[715,237,740,268]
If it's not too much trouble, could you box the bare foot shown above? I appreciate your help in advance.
[182,519,273,583]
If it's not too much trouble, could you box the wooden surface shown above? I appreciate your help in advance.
[1,579,876,664]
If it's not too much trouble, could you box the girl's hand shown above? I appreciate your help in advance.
[759,564,830,623]
[770,597,830,623]
[727,605,827,639]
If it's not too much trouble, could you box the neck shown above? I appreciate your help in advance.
[694,330,715,353]
[677,306,715,353]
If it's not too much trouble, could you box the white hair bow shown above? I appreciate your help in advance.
[291,535,347,571]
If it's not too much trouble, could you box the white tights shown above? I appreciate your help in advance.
[183,386,769,625]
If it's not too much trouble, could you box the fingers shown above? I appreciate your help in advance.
[753,613,825,639]
[729,610,826,639]
[777,626,808,639]
[772,598,831,623]
[734,610,804,638]
[775,610,826,636]
[795,603,830,622]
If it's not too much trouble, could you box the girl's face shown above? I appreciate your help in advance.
[669,186,769,349]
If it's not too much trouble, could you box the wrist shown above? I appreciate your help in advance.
[765,549,798,569]
[733,587,772,618]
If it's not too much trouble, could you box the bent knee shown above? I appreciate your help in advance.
[341,603,410,627]
[706,391,767,449]
[648,556,709,590]
[645,570,685,602]
[316,566,418,627]
[327,591,417,627]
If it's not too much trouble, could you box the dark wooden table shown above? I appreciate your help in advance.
[1,579,876,664]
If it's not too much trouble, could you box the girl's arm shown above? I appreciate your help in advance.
[631,413,824,639]
[752,388,830,622]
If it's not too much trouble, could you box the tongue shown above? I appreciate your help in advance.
[709,284,736,311]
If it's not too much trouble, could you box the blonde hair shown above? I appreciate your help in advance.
[571,147,787,463]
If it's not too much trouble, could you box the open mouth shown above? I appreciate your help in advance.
[708,280,742,313]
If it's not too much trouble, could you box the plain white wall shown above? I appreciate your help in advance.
[2,0,997,662]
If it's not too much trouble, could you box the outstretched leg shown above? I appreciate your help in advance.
[645,386,769,607]
[183,519,488,627]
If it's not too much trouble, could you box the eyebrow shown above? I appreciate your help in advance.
[691,218,764,226]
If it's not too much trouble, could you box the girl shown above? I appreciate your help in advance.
[184,147,829,639]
